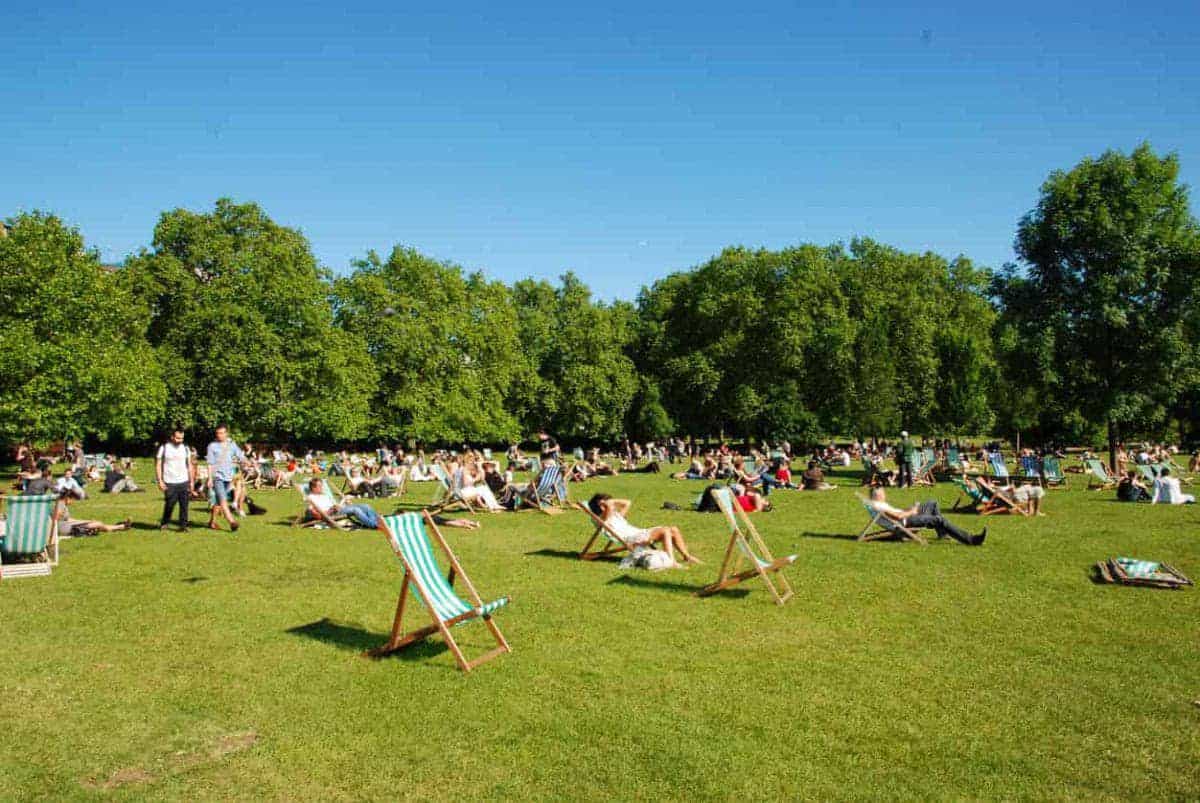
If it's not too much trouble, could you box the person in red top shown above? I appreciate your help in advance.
[733,483,771,512]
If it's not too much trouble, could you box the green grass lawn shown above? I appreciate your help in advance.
[2,462,1198,800]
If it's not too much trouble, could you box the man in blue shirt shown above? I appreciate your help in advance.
[205,424,245,532]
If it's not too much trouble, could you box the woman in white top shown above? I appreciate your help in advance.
[586,494,701,566]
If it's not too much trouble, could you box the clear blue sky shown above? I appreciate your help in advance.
[4,1,1199,299]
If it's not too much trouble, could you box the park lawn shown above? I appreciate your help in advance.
[1,463,1198,801]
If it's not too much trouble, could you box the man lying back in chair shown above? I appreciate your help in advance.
[868,487,987,546]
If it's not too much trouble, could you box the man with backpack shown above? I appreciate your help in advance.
[157,428,196,531]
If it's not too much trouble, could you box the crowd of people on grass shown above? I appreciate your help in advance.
[6,428,1197,566]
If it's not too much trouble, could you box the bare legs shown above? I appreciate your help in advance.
[646,525,702,565]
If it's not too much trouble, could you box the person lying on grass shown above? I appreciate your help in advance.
[731,483,772,512]
[587,493,702,566]
[867,487,986,546]
[974,476,1047,516]
[52,489,132,537]
[303,478,481,530]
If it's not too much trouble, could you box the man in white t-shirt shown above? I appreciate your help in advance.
[1151,468,1195,506]
[156,428,196,531]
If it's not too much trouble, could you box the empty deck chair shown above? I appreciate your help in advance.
[1019,455,1044,486]
[0,494,58,579]
[1094,557,1193,590]
[856,493,926,545]
[1086,459,1116,490]
[367,512,510,672]
[1042,457,1068,488]
[945,447,964,474]
[988,452,1010,482]
[697,487,796,604]
[524,462,567,513]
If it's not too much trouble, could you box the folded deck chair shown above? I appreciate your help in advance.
[1042,457,1068,488]
[428,464,476,514]
[1094,557,1193,590]
[0,494,58,579]
[856,494,926,545]
[697,487,796,604]
[575,501,641,560]
[368,512,510,671]
[291,481,351,528]
[1086,459,1116,490]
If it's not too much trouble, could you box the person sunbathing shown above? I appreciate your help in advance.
[974,475,1046,515]
[867,487,986,545]
[731,483,772,512]
[52,490,132,537]
[455,460,504,511]
[587,493,701,566]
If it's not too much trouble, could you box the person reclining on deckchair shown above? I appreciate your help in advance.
[975,475,1044,516]
[867,487,986,545]
[586,493,702,567]
[303,478,382,529]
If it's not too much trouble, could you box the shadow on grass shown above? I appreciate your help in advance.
[524,548,619,562]
[606,573,749,598]
[799,531,862,542]
[285,618,450,661]
[181,576,207,584]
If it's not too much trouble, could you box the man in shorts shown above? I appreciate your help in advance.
[205,425,245,532]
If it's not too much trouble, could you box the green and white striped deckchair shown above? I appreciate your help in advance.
[698,487,797,604]
[428,463,476,514]
[368,512,510,672]
[855,493,927,545]
[1042,457,1067,488]
[946,447,964,474]
[0,494,58,579]
[1086,459,1116,490]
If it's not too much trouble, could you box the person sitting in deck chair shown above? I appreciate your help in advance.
[974,475,1046,516]
[731,483,772,512]
[1151,468,1195,505]
[867,487,986,546]
[587,493,702,567]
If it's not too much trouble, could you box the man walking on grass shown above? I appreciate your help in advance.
[157,428,195,532]
[896,430,915,488]
[205,424,244,532]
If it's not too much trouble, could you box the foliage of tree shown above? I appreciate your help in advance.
[123,199,376,441]
[0,212,164,444]
[998,143,1200,461]
[333,247,527,444]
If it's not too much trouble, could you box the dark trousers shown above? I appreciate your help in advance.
[907,500,972,544]
[161,482,191,527]
[896,459,913,488]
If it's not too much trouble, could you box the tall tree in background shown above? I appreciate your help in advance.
[125,199,375,441]
[0,212,164,444]
[334,247,526,444]
[1005,144,1200,466]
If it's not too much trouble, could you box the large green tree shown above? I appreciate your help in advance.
[333,247,526,444]
[124,199,376,441]
[0,212,164,445]
[1001,143,1200,464]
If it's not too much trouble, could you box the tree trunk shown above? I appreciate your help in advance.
[1108,419,1118,474]
[1015,429,1021,454]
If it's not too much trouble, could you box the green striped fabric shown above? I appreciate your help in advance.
[1043,457,1065,482]
[1086,459,1111,481]
[381,513,508,623]
[2,494,54,555]
[988,453,1009,479]
[953,477,985,502]
[1115,557,1161,578]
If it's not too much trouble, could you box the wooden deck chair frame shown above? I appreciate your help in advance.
[367,511,510,672]
[1086,459,1116,490]
[950,477,985,513]
[697,487,796,604]
[0,494,59,579]
[291,481,350,528]
[574,502,638,560]
[525,463,567,515]
[428,463,477,514]
[856,494,927,545]
[973,477,1030,516]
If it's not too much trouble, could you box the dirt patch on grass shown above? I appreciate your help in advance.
[82,730,258,790]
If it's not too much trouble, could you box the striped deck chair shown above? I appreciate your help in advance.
[973,477,1029,516]
[1086,459,1116,490]
[1042,457,1068,488]
[698,487,796,604]
[946,447,964,474]
[1019,455,1043,486]
[368,512,510,672]
[574,501,645,561]
[524,462,567,514]
[1,494,58,579]
[950,476,986,513]
[856,493,926,545]
[1095,556,1193,589]
[291,481,350,528]
[988,452,1010,482]
[428,464,476,514]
